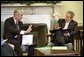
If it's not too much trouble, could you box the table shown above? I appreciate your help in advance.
[34,46,79,56]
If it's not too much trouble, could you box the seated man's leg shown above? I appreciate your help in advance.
[28,45,35,56]
[14,43,23,56]
[21,45,28,52]
[65,43,73,50]
[21,45,35,56]
[53,30,65,46]
[9,39,23,56]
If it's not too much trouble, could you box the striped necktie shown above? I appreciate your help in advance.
[16,22,20,30]
[16,22,20,42]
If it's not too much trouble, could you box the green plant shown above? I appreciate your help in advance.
[1,1,61,5]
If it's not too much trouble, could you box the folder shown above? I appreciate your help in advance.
[22,34,33,45]
[50,28,61,33]
[51,46,67,50]
[62,29,71,33]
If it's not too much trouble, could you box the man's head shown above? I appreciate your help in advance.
[65,11,75,22]
[13,9,24,21]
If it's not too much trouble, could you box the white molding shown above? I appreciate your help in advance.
[1,3,27,7]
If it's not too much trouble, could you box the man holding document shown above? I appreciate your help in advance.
[3,9,33,56]
[50,11,78,50]
[58,11,78,50]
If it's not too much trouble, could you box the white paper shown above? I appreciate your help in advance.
[22,35,33,45]
[52,46,67,50]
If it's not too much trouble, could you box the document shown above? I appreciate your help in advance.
[22,34,33,45]
[52,46,67,50]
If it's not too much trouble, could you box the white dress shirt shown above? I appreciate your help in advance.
[63,22,70,29]
[63,21,70,36]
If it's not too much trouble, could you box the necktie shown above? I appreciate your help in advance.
[16,22,20,42]
[16,22,20,30]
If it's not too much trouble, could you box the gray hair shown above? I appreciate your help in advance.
[13,9,24,15]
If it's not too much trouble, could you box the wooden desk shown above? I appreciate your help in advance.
[50,50,79,56]
[34,46,79,56]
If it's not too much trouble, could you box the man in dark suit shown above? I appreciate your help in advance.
[3,9,32,56]
[58,11,78,49]
[50,11,78,50]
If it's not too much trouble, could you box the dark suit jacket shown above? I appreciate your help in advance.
[3,17,23,44]
[1,42,17,56]
[58,19,78,43]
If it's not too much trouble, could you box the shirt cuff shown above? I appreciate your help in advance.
[20,30,25,34]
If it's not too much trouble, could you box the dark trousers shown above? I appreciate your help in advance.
[28,45,35,56]
[51,29,73,46]
[52,30,65,46]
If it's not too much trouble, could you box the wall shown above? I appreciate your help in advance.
[54,1,83,26]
